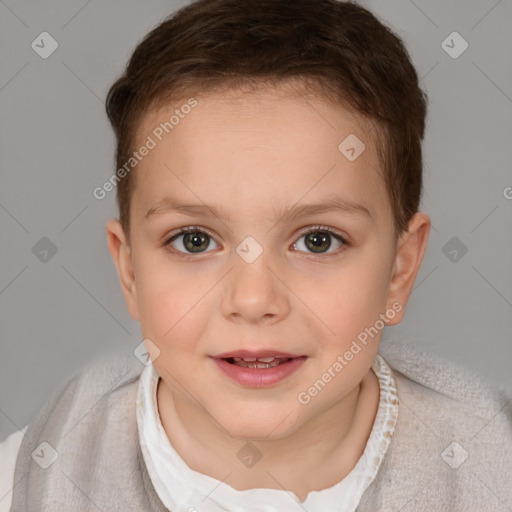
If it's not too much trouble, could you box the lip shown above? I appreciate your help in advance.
[212,350,301,359]
[211,354,307,388]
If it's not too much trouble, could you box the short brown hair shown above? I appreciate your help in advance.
[106,0,427,241]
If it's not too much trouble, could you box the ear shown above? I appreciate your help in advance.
[106,219,140,321]
[385,212,430,325]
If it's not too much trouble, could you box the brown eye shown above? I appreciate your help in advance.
[166,229,218,254]
[293,227,347,255]
[304,231,332,253]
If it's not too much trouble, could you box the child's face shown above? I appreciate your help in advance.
[107,83,429,439]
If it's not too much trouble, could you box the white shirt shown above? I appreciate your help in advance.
[0,424,28,511]
[0,353,398,512]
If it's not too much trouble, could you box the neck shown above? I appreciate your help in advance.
[157,368,379,502]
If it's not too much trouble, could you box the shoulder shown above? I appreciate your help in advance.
[47,349,145,414]
[71,349,145,394]
[10,352,161,510]
[16,349,146,461]
[10,351,147,509]
[379,338,511,426]
[370,338,512,509]
[29,349,145,436]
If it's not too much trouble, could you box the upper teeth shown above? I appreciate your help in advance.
[232,356,278,363]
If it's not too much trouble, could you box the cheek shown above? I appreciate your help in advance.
[314,252,392,345]
[134,253,210,348]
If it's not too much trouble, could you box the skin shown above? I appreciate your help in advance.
[106,82,430,502]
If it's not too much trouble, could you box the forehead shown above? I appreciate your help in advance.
[130,84,391,229]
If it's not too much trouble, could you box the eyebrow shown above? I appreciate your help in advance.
[145,195,373,223]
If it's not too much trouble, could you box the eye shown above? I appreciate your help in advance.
[164,227,219,254]
[292,226,348,255]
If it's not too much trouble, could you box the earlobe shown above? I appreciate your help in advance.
[385,212,430,325]
[105,219,140,321]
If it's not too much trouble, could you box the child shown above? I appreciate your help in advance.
[3,0,512,510]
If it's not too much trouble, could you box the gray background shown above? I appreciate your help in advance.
[0,0,511,442]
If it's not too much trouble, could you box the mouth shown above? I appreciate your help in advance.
[211,351,307,387]
[223,356,294,369]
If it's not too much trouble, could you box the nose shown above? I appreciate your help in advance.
[220,249,291,325]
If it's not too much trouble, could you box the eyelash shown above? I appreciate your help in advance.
[162,225,350,258]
